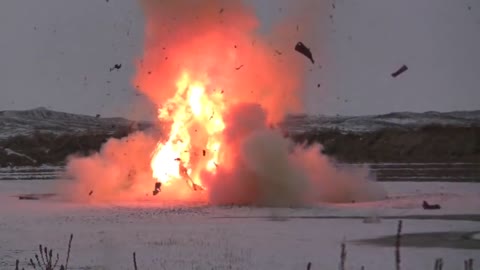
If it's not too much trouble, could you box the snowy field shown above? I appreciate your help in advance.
[0,179,479,270]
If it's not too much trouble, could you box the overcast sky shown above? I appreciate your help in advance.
[0,0,479,119]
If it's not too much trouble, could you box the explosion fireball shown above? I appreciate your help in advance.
[150,72,225,192]
[62,0,386,206]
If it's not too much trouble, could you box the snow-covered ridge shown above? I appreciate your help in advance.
[1,108,479,139]
[0,107,151,139]
[282,110,480,134]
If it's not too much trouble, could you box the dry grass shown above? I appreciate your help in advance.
[13,227,476,270]
[15,234,72,270]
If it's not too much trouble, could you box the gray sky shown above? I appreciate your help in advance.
[0,0,479,119]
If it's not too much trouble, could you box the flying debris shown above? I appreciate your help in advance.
[95,114,101,118]
[391,65,408,78]
[152,182,161,196]
[294,42,315,64]
[178,160,204,191]
[88,190,93,196]
[235,64,244,70]
[109,64,122,72]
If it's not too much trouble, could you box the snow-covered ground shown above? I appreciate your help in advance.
[0,180,479,270]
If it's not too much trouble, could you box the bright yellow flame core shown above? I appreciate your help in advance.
[150,72,225,188]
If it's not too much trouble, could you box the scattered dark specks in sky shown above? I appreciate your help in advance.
[294,42,315,64]
[234,45,237,49]
[332,3,336,9]
[235,65,244,70]
[109,64,122,72]
[391,65,408,78]
[219,8,224,14]
[275,50,282,55]
[147,71,152,75]
[467,5,471,10]
[317,84,321,88]
[95,114,101,118]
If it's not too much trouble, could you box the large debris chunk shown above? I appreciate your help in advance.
[152,182,161,196]
[422,200,441,210]
[391,65,408,78]
[294,42,315,64]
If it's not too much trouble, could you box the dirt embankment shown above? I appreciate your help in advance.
[0,129,131,167]
[1,125,479,167]
[291,125,480,163]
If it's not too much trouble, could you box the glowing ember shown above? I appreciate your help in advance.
[150,72,225,190]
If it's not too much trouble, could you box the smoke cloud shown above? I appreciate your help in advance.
[203,103,385,206]
[59,0,386,206]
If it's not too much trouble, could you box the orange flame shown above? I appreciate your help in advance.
[150,71,225,189]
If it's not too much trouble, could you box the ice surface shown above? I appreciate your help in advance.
[0,179,479,269]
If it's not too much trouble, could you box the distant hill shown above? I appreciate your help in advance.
[281,110,480,134]
[0,108,479,166]
[0,107,151,139]
[0,108,153,167]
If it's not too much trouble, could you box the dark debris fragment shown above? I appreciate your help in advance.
[153,182,161,196]
[391,65,408,78]
[235,64,244,70]
[109,64,122,72]
[19,195,39,200]
[422,200,441,210]
[294,42,315,64]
